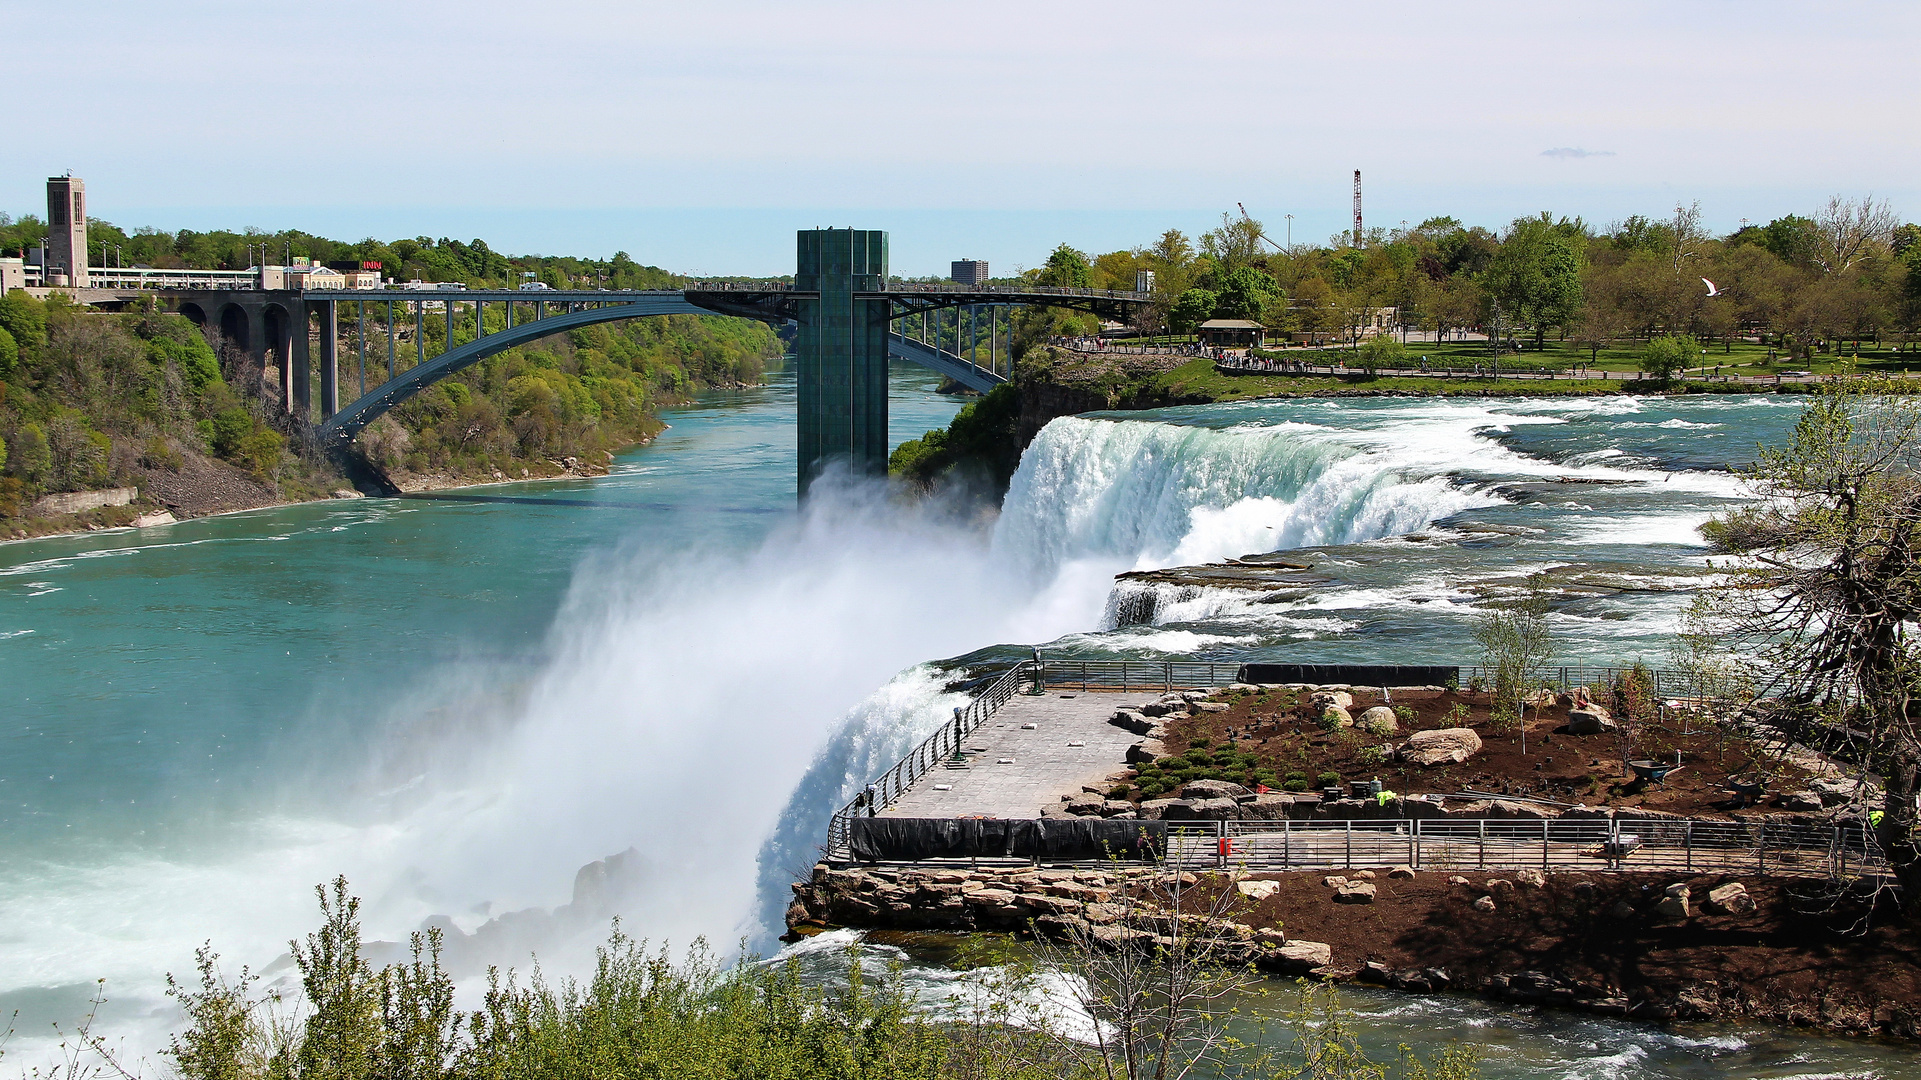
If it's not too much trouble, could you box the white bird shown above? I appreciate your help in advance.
[1702,278,1723,297]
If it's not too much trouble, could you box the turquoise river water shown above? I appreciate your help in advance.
[1,366,1912,1077]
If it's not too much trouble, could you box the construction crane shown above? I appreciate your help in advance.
[1237,203,1286,253]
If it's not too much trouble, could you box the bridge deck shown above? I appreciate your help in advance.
[882,690,1135,819]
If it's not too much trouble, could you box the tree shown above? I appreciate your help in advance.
[1761,214,1822,269]
[8,423,51,483]
[1038,243,1093,289]
[1169,289,1217,335]
[1814,195,1898,275]
[0,324,16,378]
[0,288,48,356]
[1699,377,1921,914]
[1485,215,1583,347]
[1639,334,1697,381]
[1472,574,1554,744]
[1356,334,1406,373]
[1212,266,1279,321]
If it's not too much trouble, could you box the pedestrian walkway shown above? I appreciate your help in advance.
[882,690,1136,819]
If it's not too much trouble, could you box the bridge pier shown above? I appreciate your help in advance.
[794,228,890,495]
[320,299,339,418]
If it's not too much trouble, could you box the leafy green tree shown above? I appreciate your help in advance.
[1356,334,1407,372]
[291,878,382,1080]
[9,423,51,483]
[1212,266,1280,321]
[209,407,254,460]
[1761,215,1821,268]
[1038,243,1093,288]
[1169,288,1216,335]
[1639,334,1698,381]
[1485,215,1584,346]
[0,324,16,378]
[0,288,48,355]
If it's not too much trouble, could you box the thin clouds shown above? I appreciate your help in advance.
[1542,148,1617,159]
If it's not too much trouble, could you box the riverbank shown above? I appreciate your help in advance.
[789,862,1921,1040]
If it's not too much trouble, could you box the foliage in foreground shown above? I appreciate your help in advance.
[7,875,1479,1080]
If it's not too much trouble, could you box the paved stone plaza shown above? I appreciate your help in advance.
[882,690,1136,819]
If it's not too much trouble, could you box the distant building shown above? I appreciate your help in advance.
[1135,270,1156,293]
[287,263,347,290]
[46,175,88,288]
[342,270,382,289]
[950,259,989,286]
[0,258,24,292]
[1198,319,1265,347]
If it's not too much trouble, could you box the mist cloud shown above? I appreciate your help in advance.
[1542,147,1617,159]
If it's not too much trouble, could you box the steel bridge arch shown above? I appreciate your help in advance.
[316,294,1013,443]
[319,295,709,442]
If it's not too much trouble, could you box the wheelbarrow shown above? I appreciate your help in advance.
[1729,775,1765,806]
[1627,759,1682,784]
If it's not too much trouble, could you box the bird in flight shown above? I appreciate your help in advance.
[1702,278,1723,297]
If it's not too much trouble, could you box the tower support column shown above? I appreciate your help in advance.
[793,228,889,495]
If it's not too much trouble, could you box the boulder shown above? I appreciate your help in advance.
[1101,800,1136,817]
[1110,710,1154,735]
[1239,793,1295,820]
[1447,875,1471,886]
[1235,879,1280,901]
[1322,705,1354,727]
[1138,799,1183,820]
[1610,901,1637,919]
[1141,701,1184,718]
[1334,882,1377,904]
[1193,702,1230,713]
[1656,885,1691,919]
[1780,792,1825,813]
[1265,939,1333,974]
[1387,866,1415,880]
[1472,895,1497,913]
[1311,690,1354,710]
[1566,709,1616,735]
[1706,882,1755,915]
[1182,779,1250,801]
[1402,727,1483,766]
[1357,706,1400,734]
[1514,869,1546,888]
[1063,792,1106,815]
[1808,776,1880,806]
[1186,797,1241,821]
[1125,739,1166,764]
[1354,869,1377,881]
[1321,875,1348,888]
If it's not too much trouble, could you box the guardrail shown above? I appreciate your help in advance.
[827,660,1041,853]
[1151,816,1886,880]
[1039,658,1245,692]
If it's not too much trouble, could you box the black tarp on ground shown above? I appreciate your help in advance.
[848,817,1168,862]
[1240,663,1458,687]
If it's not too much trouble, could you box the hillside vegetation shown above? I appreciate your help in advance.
[0,286,781,536]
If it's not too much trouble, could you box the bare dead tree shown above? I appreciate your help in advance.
[1813,195,1899,276]
[1700,374,1921,913]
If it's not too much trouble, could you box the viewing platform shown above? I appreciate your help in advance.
[882,690,1137,819]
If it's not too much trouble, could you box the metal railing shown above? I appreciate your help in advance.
[826,661,1040,853]
[1039,658,1245,692]
[1460,664,1753,704]
[1147,816,1887,880]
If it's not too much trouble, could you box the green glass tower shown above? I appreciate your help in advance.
[794,228,890,494]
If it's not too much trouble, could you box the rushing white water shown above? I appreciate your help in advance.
[10,389,1864,1074]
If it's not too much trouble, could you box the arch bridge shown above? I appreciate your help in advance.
[168,230,1148,494]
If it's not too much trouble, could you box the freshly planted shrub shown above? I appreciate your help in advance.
[1316,771,1341,787]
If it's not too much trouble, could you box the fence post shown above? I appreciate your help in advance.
[1479,819,1487,869]
[1836,824,1846,880]
[1283,819,1291,869]
[1757,824,1766,874]
[1411,819,1419,869]
[1543,819,1550,870]
[1685,819,1693,873]
[1346,820,1353,869]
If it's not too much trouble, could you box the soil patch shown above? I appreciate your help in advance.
[1132,686,1821,818]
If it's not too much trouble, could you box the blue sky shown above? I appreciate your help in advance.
[4,0,1916,276]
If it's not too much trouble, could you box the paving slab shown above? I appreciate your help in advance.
[882,690,1140,819]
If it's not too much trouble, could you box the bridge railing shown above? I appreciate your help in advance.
[878,283,1148,300]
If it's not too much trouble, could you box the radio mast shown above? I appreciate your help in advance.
[1352,170,1363,248]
